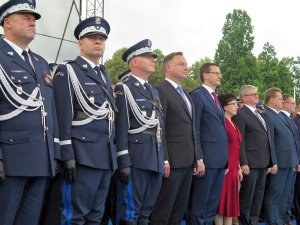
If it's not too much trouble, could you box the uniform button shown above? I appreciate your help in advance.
[9,138,13,142]
[42,97,45,101]
[142,106,145,109]
[82,137,86,140]
[135,140,138,142]
[37,84,40,87]
[91,91,94,93]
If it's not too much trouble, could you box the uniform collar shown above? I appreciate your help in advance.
[80,56,100,68]
[4,38,29,59]
[131,74,147,86]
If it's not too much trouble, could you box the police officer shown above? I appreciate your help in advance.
[0,0,60,225]
[115,39,164,225]
[52,17,117,224]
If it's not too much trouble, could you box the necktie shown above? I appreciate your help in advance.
[94,66,106,86]
[177,86,192,117]
[143,82,152,98]
[211,91,221,111]
[254,110,267,130]
[22,50,34,71]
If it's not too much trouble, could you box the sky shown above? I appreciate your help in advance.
[0,0,299,65]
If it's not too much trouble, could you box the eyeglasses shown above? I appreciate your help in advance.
[285,101,296,105]
[226,102,238,106]
[244,93,258,97]
[207,71,222,76]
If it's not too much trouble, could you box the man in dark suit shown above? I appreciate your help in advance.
[151,52,202,225]
[187,63,228,225]
[115,39,164,225]
[0,1,60,225]
[281,94,300,225]
[261,88,298,225]
[293,102,300,225]
[52,17,118,224]
[232,85,275,225]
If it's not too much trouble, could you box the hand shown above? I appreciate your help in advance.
[0,160,6,182]
[241,165,250,175]
[117,167,131,184]
[225,169,229,175]
[297,164,300,172]
[63,159,76,183]
[194,160,205,176]
[238,169,243,182]
[164,162,170,178]
[270,165,278,175]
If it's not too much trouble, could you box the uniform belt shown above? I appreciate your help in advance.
[141,128,157,135]
[73,111,108,120]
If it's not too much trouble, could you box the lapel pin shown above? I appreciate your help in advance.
[135,82,140,87]
[7,51,14,56]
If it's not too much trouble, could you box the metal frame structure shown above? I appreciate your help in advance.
[85,0,104,18]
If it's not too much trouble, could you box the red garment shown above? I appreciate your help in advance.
[217,118,242,217]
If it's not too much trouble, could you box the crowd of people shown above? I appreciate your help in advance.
[0,1,300,225]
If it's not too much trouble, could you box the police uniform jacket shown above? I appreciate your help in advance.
[115,75,164,173]
[0,38,60,177]
[53,56,117,170]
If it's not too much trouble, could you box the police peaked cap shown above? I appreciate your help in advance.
[122,39,158,63]
[0,0,41,26]
[74,16,110,40]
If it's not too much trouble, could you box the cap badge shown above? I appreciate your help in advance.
[95,17,101,24]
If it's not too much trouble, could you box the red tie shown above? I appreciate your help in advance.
[211,92,221,111]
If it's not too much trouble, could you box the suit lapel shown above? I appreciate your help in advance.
[243,106,266,132]
[201,86,224,121]
[0,39,36,79]
[128,75,151,100]
[164,80,191,119]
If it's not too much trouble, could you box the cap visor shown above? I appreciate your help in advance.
[80,32,108,39]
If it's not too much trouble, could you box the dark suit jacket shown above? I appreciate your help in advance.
[0,38,59,177]
[261,107,298,168]
[232,106,274,168]
[156,80,198,168]
[281,112,300,163]
[189,86,228,168]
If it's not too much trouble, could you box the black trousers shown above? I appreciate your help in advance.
[151,167,193,225]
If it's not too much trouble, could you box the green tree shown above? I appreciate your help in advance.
[214,9,260,94]
[182,57,213,92]
[258,42,293,95]
[148,49,165,85]
[104,48,129,84]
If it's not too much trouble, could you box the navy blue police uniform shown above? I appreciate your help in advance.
[115,40,164,225]
[52,17,118,225]
[0,1,60,225]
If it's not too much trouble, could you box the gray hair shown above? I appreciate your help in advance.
[239,85,258,98]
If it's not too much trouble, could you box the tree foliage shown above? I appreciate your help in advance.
[214,9,260,94]
[104,48,128,84]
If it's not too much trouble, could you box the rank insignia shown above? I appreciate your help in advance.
[7,51,14,56]
[82,64,88,69]
[135,82,140,87]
